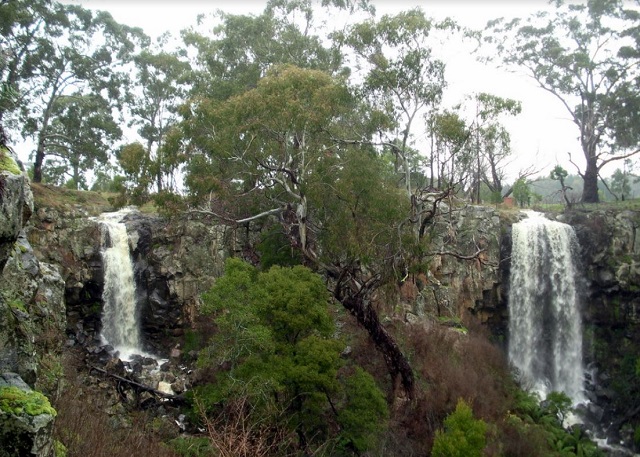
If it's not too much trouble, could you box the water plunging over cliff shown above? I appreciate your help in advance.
[509,211,585,404]
[97,209,142,359]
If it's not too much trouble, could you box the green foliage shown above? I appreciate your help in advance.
[197,258,388,454]
[8,299,27,313]
[544,391,572,423]
[1,0,146,183]
[256,227,302,270]
[431,399,487,457]
[310,147,406,268]
[634,425,640,448]
[127,44,190,194]
[485,0,640,203]
[609,163,633,200]
[90,171,126,193]
[550,165,569,183]
[512,178,531,207]
[336,367,389,454]
[169,436,213,457]
[336,9,450,196]
[0,386,56,417]
[152,191,186,218]
[506,388,605,457]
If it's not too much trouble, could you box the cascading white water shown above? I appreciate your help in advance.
[508,211,585,404]
[97,209,142,359]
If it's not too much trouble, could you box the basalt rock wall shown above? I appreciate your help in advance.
[0,153,63,456]
[561,209,640,443]
[26,204,232,356]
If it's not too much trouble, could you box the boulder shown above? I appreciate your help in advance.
[0,372,56,457]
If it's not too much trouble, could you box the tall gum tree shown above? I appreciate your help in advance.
[0,0,146,183]
[124,36,191,194]
[334,9,451,199]
[467,93,522,203]
[484,0,640,203]
[183,64,416,397]
[181,0,350,103]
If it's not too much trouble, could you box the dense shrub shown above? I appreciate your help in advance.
[431,398,487,457]
[193,258,388,455]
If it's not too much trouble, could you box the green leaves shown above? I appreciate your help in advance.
[1,0,147,183]
[485,0,640,202]
[254,264,333,344]
[197,258,388,454]
[431,399,487,457]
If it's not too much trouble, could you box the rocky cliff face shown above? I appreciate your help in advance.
[561,209,640,444]
[398,205,510,338]
[0,152,63,456]
[20,180,640,451]
[26,202,231,356]
[119,212,229,354]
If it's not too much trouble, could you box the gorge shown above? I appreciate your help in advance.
[3,178,640,455]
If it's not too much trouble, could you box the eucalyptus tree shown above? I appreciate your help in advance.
[41,93,121,189]
[123,36,191,194]
[182,64,416,397]
[181,0,351,103]
[467,93,522,203]
[334,9,452,198]
[0,0,146,184]
[550,164,574,207]
[427,109,472,191]
[608,159,634,201]
[485,0,640,203]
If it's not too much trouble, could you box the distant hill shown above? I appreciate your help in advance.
[525,174,640,204]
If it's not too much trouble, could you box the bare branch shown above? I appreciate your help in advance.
[189,207,284,225]
[427,248,487,262]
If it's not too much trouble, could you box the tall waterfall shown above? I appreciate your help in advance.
[97,209,142,359]
[508,211,585,404]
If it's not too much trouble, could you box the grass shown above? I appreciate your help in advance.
[52,350,180,457]
[533,198,640,213]
[31,183,113,216]
[31,182,160,216]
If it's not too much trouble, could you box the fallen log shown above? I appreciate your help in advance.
[89,365,187,405]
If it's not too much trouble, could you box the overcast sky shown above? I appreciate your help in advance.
[61,0,583,182]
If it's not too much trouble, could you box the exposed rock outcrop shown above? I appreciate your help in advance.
[0,151,64,455]
[0,372,56,457]
[120,211,229,354]
[27,202,231,356]
[399,205,508,337]
[560,208,640,448]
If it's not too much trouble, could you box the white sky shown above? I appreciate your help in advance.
[61,0,584,182]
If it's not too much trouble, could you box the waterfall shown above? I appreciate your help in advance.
[97,209,142,359]
[508,211,585,404]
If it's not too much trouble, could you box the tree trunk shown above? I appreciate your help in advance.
[334,274,415,398]
[280,205,415,399]
[33,138,45,183]
[581,157,599,203]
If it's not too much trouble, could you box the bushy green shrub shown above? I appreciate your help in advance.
[256,227,301,269]
[195,258,388,455]
[431,398,486,457]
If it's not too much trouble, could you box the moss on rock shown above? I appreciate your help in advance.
[0,148,21,175]
[0,386,56,417]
